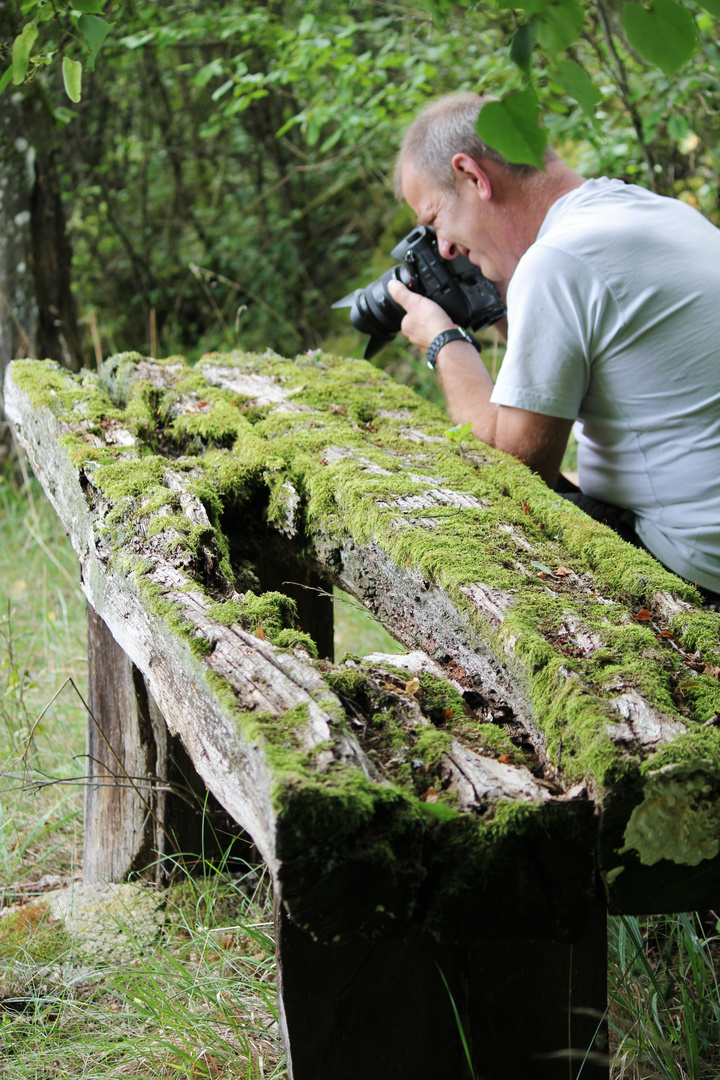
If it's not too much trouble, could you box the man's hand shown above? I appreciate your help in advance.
[388,279,455,352]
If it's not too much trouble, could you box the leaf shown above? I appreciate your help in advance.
[418,800,457,821]
[535,0,585,52]
[510,21,535,75]
[551,58,601,117]
[71,0,106,11]
[621,0,697,75]
[62,56,83,102]
[667,113,690,140]
[476,89,548,168]
[78,14,112,66]
[0,64,12,95]
[632,607,653,622]
[12,22,38,86]
[531,560,555,576]
[444,421,472,445]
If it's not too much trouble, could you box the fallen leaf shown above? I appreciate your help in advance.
[498,753,513,765]
[536,571,548,579]
[254,624,266,640]
[703,664,720,677]
[422,786,439,803]
[555,567,572,576]
[444,707,455,720]
[531,560,555,576]
[632,608,653,622]
[521,499,530,515]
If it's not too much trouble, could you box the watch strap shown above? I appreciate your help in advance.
[426,327,479,370]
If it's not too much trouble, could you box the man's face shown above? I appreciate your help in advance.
[401,160,507,285]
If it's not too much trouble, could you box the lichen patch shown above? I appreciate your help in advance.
[619,761,720,866]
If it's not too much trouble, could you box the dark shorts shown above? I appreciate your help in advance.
[555,474,720,607]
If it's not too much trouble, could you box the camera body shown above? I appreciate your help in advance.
[333,225,506,360]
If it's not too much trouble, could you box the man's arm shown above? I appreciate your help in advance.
[388,279,574,487]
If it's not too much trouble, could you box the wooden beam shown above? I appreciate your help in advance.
[275,899,608,1080]
[6,352,720,925]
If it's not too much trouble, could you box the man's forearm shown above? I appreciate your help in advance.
[434,340,499,446]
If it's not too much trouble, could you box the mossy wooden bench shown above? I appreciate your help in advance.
[6,350,720,1080]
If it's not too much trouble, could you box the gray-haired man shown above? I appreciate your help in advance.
[389,92,720,600]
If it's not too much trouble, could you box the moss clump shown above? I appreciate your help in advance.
[11,360,119,429]
[209,590,299,637]
[0,902,69,964]
[415,672,466,726]
[274,628,318,657]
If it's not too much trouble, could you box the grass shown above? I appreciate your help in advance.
[0,467,718,1078]
[608,913,720,1080]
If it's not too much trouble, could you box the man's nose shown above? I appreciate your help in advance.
[437,236,458,260]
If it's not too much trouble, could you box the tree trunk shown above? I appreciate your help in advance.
[0,68,83,451]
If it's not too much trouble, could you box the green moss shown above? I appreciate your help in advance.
[11,359,118,427]
[274,628,318,657]
[13,349,720,809]
[91,456,167,502]
[210,591,297,633]
[416,672,466,726]
[0,902,69,964]
[414,724,452,763]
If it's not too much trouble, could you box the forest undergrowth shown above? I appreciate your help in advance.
[0,469,718,1079]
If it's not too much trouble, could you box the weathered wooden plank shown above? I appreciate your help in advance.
[276,897,608,1080]
[5,351,720,925]
[85,603,252,883]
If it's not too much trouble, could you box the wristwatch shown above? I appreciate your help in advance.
[426,327,480,370]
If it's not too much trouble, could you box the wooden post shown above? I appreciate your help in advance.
[84,603,251,883]
[275,900,608,1080]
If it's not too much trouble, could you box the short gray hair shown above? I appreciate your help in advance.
[394,92,553,198]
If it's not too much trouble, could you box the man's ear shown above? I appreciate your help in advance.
[451,153,492,200]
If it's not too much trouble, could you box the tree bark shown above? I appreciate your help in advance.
[0,70,83,438]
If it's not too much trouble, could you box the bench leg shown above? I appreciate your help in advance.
[275,899,608,1080]
[84,603,248,883]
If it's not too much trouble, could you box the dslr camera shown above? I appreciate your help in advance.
[333,225,505,360]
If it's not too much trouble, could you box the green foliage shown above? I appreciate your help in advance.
[61,55,81,102]
[2,0,720,374]
[466,0,720,169]
[443,421,473,447]
[621,0,698,75]
[476,87,548,165]
[4,0,113,101]
[608,913,720,1078]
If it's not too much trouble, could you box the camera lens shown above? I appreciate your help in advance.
[350,264,416,342]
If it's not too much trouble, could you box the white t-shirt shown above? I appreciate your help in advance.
[490,177,720,593]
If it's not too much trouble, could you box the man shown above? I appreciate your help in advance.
[388,92,720,600]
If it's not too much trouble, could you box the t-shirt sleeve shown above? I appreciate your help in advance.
[490,244,607,420]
